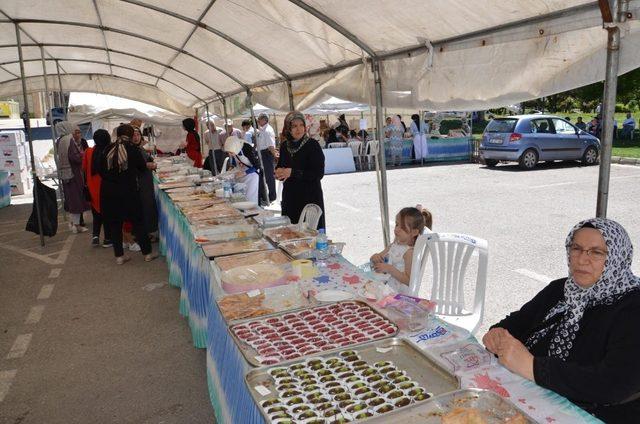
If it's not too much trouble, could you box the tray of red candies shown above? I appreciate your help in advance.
[230,301,398,366]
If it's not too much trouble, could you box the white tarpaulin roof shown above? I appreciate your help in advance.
[0,1,639,116]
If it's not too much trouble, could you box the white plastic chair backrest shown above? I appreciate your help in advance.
[409,232,488,327]
[366,140,379,156]
[347,141,363,157]
[220,157,229,173]
[299,203,323,230]
[329,142,347,148]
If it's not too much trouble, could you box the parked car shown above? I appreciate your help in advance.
[479,114,600,170]
[46,107,66,126]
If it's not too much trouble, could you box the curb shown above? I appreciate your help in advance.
[611,156,640,166]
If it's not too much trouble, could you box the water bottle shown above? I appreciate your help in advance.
[223,181,232,198]
[315,229,329,265]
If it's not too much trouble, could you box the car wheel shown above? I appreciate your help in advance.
[582,146,598,165]
[483,159,498,167]
[519,149,538,170]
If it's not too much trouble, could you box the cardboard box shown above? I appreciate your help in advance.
[0,131,25,146]
[1,157,29,173]
[8,169,30,184]
[10,177,32,195]
[1,143,29,161]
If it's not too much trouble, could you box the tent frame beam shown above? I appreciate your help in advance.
[596,0,625,217]
[0,42,225,99]
[4,18,248,90]
[118,0,291,81]
[1,72,204,113]
[91,0,113,76]
[0,56,210,103]
[15,22,45,247]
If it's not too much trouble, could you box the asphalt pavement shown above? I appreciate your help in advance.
[321,160,640,336]
[0,204,215,424]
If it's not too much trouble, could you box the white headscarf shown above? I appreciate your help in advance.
[55,121,78,181]
[525,218,640,360]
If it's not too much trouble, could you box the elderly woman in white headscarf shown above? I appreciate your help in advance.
[483,218,640,422]
[55,121,90,233]
[223,135,262,205]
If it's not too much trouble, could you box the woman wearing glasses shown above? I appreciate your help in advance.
[483,218,640,422]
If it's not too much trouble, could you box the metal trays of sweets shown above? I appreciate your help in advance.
[245,337,458,423]
[229,300,399,367]
[366,388,536,423]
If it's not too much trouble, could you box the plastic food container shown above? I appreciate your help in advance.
[384,301,430,332]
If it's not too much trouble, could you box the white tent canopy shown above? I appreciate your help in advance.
[0,1,639,116]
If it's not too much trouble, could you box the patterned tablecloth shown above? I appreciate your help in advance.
[155,179,602,424]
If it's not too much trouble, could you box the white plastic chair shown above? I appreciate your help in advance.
[220,157,229,173]
[328,142,347,148]
[347,141,363,169]
[409,232,488,334]
[299,203,323,230]
[364,140,380,170]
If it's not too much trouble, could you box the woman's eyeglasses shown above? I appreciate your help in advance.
[567,243,608,261]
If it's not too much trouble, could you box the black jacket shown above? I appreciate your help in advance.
[493,278,640,422]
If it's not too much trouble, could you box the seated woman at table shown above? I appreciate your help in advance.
[370,205,432,294]
[483,218,640,422]
[275,111,325,229]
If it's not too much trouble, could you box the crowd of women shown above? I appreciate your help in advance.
[56,120,159,265]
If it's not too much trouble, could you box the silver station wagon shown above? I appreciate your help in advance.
[479,115,600,170]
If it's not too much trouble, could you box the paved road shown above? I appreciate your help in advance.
[0,204,215,424]
[321,160,640,336]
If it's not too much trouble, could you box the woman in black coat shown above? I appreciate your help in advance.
[98,124,156,264]
[275,111,325,229]
[483,218,640,422]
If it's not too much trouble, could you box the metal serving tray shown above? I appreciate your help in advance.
[366,388,536,423]
[245,337,459,424]
[229,300,399,367]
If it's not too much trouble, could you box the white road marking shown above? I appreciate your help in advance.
[0,369,17,402]
[334,202,361,212]
[6,334,33,359]
[55,234,76,265]
[528,181,577,189]
[48,268,61,278]
[25,305,45,325]
[0,234,76,265]
[515,268,551,283]
[37,284,55,300]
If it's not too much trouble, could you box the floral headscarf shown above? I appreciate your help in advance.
[525,218,640,360]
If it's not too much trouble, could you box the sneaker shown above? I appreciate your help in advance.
[128,242,141,252]
[77,225,89,233]
[92,236,100,246]
[70,224,79,234]
[102,240,113,248]
[144,253,159,262]
[115,256,131,265]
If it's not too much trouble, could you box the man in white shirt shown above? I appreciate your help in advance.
[256,113,277,204]
[203,120,224,173]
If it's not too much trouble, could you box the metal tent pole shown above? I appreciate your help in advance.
[40,46,66,222]
[247,90,270,205]
[287,80,295,111]
[16,24,45,246]
[372,60,390,247]
[55,60,66,120]
[205,102,218,175]
[222,97,229,124]
[596,0,624,217]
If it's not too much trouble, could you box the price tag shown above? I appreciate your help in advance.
[255,385,271,396]
[376,347,392,353]
[247,289,261,298]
